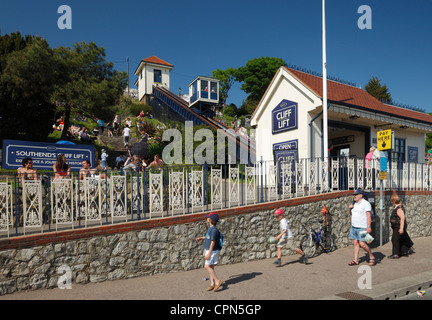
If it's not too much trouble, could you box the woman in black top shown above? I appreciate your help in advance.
[389,192,413,259]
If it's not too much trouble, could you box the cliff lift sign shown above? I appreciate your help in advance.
[272,99,298,134]
[377,129,392,151]
[2,139,95,171]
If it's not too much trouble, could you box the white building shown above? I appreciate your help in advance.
[251,66,432,164]
[134,56,173,104]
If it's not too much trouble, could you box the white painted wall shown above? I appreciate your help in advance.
[136,63,172,102]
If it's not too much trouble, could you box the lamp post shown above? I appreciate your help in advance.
[322,0,328,162]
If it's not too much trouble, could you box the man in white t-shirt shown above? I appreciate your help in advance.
[123,125,131,147]
[348,189,375,266]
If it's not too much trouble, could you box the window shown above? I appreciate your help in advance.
[391,138,405,164]
[154,69,162,83]
[210,82,217,100]
[201,80,208,99]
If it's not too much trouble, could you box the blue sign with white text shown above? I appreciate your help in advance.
[272,99,298,134]
[2,139,95,172]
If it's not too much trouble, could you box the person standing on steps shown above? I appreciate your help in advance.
[348,189,376,266]
[123,124,131,148]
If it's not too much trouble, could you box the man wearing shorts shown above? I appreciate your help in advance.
[273,209,308,265]
[348,189,376,266]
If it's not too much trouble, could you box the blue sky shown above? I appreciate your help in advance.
[1,0,432,113]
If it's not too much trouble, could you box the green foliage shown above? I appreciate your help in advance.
[0,33,127,142]
[235,57,286,102]
[211,57,286,114]
[0,36,57,141]
[237,98,258,117]
[212,68,237,107]
[223,103,238,117]
[426,116,432,156]
[52,41,128,139]
[365,76,392,104]
[0,32,38,73]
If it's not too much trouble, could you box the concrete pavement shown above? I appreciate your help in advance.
[1,235,431,300]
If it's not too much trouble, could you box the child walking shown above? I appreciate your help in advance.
[196,212,224,292]
[272,208,308,265]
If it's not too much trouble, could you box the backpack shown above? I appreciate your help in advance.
[218,231,224,250]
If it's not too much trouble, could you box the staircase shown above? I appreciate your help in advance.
[97,132,139,168]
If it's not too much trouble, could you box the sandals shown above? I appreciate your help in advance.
[213,280,224,292]
[207,280,224,292]
[349,257,376,266]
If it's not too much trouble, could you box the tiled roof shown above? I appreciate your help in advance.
[141,56,173,68]
[284,67,432,125]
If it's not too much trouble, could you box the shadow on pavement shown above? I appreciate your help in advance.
[223,272,263,289]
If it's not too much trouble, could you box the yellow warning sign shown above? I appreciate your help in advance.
[377,129,392,151]
[379,171,387,180]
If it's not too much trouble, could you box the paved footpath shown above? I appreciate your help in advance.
[1,236,431,301]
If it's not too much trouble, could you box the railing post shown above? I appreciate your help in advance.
[136,166,141,221]
[259,157,263,203]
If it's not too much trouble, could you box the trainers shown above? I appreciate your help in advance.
[303,253,308,264]
[273,259,281,265]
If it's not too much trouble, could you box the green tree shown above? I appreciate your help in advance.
[235,57,287,102]
[0,36,58,141]
[53,41,127,139]
[365,76,392,103]
[0,32,37,73]
[212,68,237,107]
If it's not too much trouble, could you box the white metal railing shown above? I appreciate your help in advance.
[0,157,431,238]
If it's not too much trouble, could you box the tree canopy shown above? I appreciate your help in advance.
[235,57,286,102]
[365,76,392,104]
[53,41,127,139]
[0,34,58,141]
[212,68,236,107]
[211,57,286,115]
[0,32,127,141]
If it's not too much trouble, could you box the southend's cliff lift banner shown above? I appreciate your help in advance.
[1,139,95,172]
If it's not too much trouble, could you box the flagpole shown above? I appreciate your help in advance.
[322,0,328,162]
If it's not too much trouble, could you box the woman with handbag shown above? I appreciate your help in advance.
[388,192,414,259]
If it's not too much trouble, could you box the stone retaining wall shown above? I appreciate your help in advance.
[0,190,430,295]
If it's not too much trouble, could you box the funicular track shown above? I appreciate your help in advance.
[152,86,256,163]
